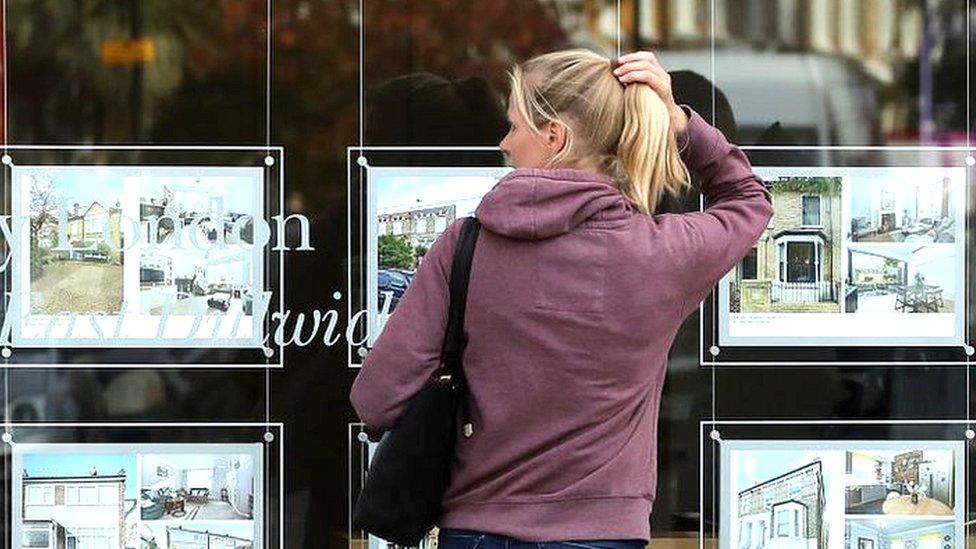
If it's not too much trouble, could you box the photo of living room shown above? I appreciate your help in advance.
[847,170,958,244]
[845,449,954,516]
[139,175,259,318]
[845,518,955,549]
[845,243,955,314]
[140,453,255,521]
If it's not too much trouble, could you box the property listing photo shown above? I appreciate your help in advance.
[19,452,140,549]
[728,448,847,549]
[140,522,255,549]
[25,169,128,315]
[844,243,955,314]
[844,449,954,516]
[845,519,955,549]
[728,175,842,314]
[139,175,258,318]
[140,453,255,521]
[847,172,957,244]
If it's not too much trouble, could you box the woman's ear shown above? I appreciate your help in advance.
[543,120,569,155]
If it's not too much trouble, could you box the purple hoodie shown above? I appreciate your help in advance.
[350,107,773,541]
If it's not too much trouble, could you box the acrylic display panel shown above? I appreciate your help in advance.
[2,423,281,549]
[0,147,284,367]
[701,148,973,365]
[346,147,508,367]
[700,422,972,549]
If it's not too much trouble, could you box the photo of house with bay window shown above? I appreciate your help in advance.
[728,176,842,313]
[737,460,827,549]
[20,453,138,549]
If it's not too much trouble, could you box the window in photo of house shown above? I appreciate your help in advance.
[23,528,50,549]
[740,522,752,549]
[742,247,758,280]
[25,485,54,505]
[793,509,801,537]
[776,508,791,537]
[801,195,821,226]
[767,195,775,228]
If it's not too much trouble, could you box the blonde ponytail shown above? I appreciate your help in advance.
[616,84,691,214]
[508,48,690,215]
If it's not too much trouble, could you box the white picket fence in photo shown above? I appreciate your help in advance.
[771,280,835,302]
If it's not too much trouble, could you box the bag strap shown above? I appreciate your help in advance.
[440,216,480,377]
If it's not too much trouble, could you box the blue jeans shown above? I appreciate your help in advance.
[437,528,647,549]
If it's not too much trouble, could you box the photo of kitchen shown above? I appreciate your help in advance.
[845,244,955,314]
[845,449,955,516]
[845,518,955,549]
[140,453,255,521]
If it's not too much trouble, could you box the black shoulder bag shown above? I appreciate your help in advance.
[352,216,481,545]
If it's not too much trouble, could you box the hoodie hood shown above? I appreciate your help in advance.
[475,168,631,240]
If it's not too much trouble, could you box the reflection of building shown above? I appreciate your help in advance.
[731,177,842,312]
[738,460,825,549]
[378,204,455,249]
[166,526,253,549]
[66,201,123,253]
[22,470,130,549]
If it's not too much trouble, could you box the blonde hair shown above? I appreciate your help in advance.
[508,49,690,215]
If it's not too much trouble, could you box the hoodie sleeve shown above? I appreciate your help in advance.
[349,219,463,430]
[653,106,773,318]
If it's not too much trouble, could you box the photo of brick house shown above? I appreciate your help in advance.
[729,176,843,313]
[737,460,827,549]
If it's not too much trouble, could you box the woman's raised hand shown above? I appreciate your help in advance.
[613,51,688,134]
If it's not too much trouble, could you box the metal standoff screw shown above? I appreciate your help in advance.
[964,344,975,356]
[356,156,369,167]
[357,347,369,359]
[1,347,11,359]
[966,155,975,167]
[357,431,369,443]
[333,291,342,300]
[709,345,720,357]
[966,429,975,440]
[263,431,275,443]
[1,432,12,444]
[709,429,721,441]
[1,154,12,165]
[263,155,275,166]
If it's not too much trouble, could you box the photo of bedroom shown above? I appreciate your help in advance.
[845,449,954,516]
[140,453,255,521]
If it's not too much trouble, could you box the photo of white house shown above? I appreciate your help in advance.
[20,453,139,549]
[845,244,955,314]
[845,519,955,549]
[140,453,255,521]
[845,449,955,516]
[847,170,958,244]
[138,176,259,317]
[140,522,254,549]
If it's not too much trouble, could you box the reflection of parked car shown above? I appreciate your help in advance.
[378,268,410,311]
[208,296,230,311]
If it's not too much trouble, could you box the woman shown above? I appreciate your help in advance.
[350,49,772,547]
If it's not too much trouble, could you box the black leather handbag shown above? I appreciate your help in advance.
[352,216,481,546]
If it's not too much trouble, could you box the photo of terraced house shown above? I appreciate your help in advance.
[139,178,256,317]
[28,172,125,315]
[848,172,957,244]
[19,453,139,549]
[140,523,254,549]
[736,459,827,549]
[728,176,842,313]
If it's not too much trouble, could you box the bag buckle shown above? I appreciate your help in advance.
[463,423,474,438]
